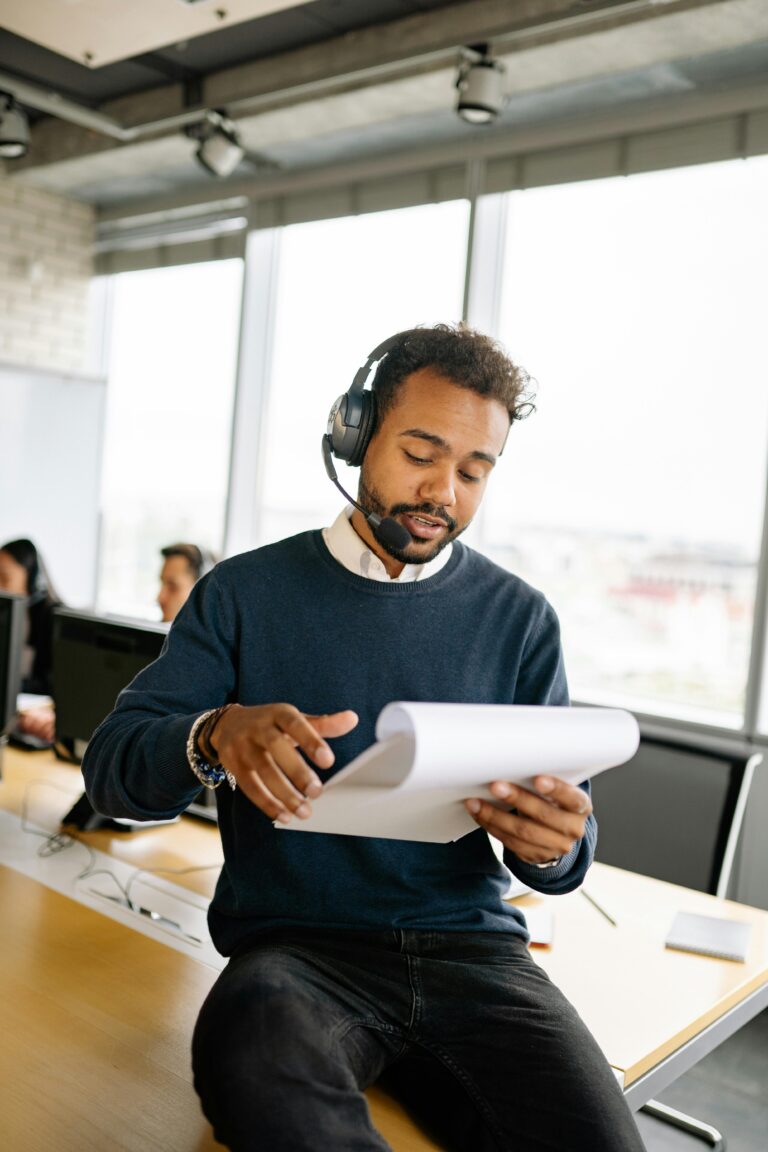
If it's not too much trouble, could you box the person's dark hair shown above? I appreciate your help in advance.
[160,543,217,581]
[0,538,61,695]
[371,324,535,429]
[0,538,59,605]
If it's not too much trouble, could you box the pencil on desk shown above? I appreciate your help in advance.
[581,888,618,927]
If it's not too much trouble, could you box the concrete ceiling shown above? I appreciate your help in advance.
[0,1,303,68]
[1,0,767,210]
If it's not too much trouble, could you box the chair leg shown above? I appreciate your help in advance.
[641,1099,725,1150]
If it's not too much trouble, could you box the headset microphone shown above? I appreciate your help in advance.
[321,436,411,551]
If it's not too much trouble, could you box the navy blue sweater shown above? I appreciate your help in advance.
[83,531,595,955]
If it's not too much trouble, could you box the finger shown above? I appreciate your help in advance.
[267,734,327,799]
[272,705,340,769]
[305,710,359,739]
[254,709,359,811]
[230,752,311,824]
[532,777,592,816]
[256,755,317,820]
[272,711,359,753]
[489,783,589,838]
[465,800,577,859]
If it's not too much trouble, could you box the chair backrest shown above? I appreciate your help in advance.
[590,734,763,898]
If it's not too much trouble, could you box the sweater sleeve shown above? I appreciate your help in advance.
[503,595,597,894]
[81,570,238,821]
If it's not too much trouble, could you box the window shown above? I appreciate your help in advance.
[97,260,243,618]
[482,158,768,727]
[257,200,470,545]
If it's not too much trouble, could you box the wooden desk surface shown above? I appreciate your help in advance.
[0,748,440,1151]
[0,865,439,1152]
[0,746,223,900]
[525,865,768,1085]
[0,865,221,1152]
[2,747,768,1148]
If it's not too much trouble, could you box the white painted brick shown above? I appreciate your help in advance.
[0,174,94,373]
[6,332,46,356]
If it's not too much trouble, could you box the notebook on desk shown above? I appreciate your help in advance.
[665,910,751,963]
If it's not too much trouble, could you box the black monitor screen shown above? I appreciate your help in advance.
[0,592,26,732]
[52,609,167,753]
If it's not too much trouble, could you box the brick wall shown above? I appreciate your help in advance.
[0,177,95,373]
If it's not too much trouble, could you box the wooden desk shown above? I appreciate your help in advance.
[0,745,223,900]
[2,747,768,1151]
[0,866,440,1152]
[524,866,768,1103]
[0,747,440,1151]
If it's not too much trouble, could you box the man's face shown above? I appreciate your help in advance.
[354,367,509,576]
[157,555,196,622]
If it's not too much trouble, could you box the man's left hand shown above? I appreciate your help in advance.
[464,776,592,866]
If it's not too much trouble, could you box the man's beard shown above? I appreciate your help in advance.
[357,472,466,565]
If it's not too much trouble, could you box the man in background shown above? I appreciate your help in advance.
[157,543,217,623]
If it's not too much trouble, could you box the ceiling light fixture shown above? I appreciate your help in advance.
[455,44,505,126]
[185,110,244,178]
[0,90,30,159]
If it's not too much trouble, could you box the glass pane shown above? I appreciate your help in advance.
[484,158,768,727]
[97,260,243,619]
[758,609,768,736]
[259,201,470,544]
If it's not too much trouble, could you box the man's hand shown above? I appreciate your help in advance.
[464,776,592,866]
[211,704,358,824]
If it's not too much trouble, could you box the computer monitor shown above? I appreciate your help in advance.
[51,608,217,827]
[0,591,26,735]
[52,608,169,755]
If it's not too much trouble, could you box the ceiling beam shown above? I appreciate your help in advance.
[8,0,726,173]
[92,75,768,224]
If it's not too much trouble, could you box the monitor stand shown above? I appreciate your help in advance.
[61,791,179,832]
[62,792,131,832]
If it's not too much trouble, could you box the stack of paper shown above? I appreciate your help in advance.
[278,702,639,843]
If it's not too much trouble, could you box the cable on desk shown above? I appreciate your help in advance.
[20,778,81,858]
[18,779,222,945]
[124,862,220,908]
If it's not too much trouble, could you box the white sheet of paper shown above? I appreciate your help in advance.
[277,703,639,843]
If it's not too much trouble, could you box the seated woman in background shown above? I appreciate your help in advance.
[0,538,61,744]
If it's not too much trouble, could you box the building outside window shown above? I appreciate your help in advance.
[480,156,768,728]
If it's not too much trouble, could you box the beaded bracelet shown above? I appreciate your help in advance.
[186,709,237,791]
[197,702,235,765]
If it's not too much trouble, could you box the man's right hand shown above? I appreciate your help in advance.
[210,704,358,824]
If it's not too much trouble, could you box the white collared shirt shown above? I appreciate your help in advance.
[322,507,453,583]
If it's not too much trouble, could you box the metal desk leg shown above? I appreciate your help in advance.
[641,1099,725,1150]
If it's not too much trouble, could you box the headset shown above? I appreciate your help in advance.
[325,334,400,468]
[321,334,412,551]
[161,543,217,582]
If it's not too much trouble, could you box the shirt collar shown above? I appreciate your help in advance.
[322,507,453,583]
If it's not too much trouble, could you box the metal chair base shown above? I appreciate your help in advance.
[641,1099,725,1150]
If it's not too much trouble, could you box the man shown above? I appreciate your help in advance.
[83,325,644,1152]
[157,542,216,623]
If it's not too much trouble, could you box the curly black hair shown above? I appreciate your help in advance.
[371,323,535,428]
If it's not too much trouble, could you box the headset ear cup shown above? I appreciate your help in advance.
[347,390,376,468]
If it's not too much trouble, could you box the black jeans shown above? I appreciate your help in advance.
[192,928,645,1152]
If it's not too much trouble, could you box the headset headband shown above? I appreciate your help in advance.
[347,334,401,404]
